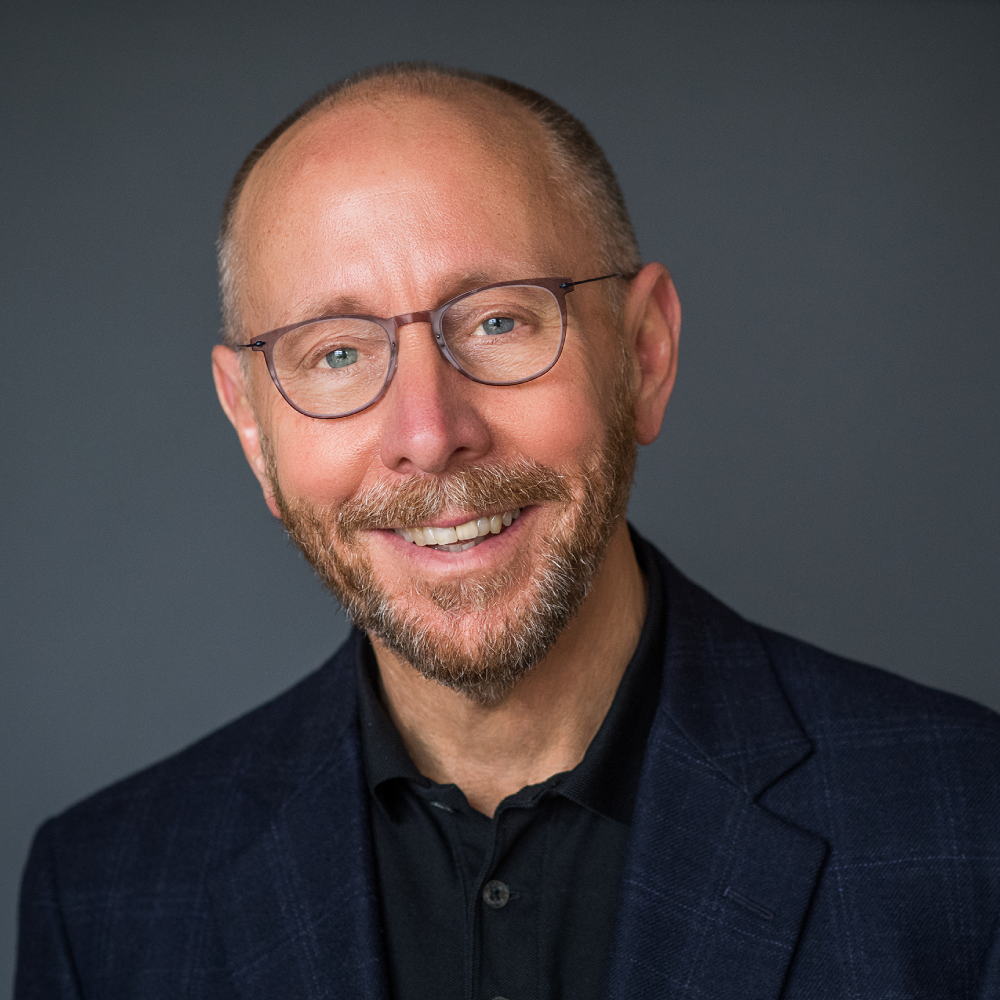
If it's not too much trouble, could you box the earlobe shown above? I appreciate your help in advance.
[211,345,281,517]
[625,263,681,446]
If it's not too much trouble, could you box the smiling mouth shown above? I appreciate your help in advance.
[394,509,523,553]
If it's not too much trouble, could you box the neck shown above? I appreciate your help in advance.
[370,521,647,817]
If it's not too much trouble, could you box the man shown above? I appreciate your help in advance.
[16,63,1000,999]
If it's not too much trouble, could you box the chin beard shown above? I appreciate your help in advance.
[264,372,637,706]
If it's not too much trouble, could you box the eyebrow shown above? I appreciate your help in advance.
[284,266,561,325]
[294,292,372,319]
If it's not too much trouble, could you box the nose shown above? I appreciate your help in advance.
[377,319,492,476]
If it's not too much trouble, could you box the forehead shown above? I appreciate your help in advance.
[234,91,588,319]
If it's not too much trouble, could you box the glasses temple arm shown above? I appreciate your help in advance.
[559,271,634,290]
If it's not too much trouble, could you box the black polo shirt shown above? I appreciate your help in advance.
[356,538,665,1000]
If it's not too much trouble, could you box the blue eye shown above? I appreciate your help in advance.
[324,347,358,368]
[482,317,515,335]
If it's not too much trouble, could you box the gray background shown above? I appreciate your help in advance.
[2,0,998,991]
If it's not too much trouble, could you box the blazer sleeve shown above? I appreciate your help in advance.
[15,819,85,1000]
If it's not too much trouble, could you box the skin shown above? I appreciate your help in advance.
[213,87,681,816]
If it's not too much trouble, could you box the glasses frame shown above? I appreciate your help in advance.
[237,272,626,419]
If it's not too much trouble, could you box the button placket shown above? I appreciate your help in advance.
[474,803,542,998]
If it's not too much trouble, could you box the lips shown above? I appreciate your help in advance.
[394,508,522,552]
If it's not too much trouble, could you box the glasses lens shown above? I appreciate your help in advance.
[440,285,563,384]
[272,319,391,416]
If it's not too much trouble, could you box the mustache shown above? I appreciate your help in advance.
[334,460,573,534]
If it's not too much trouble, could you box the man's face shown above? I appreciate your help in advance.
[224,93,641,702]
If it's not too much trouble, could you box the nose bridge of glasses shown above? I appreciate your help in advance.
[386,308,464,400]
[392,310,433,330]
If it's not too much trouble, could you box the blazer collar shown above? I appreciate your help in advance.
[605,538,825,999]
[654,542,813,798]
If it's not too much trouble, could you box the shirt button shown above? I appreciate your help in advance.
[482,880,510,908]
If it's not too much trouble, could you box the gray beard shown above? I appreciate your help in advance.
[264,370,636,705]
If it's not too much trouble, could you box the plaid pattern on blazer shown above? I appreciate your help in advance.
[16,535,1000,999]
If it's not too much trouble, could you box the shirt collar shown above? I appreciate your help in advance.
[356,633,428,794]
[354,526,666,826]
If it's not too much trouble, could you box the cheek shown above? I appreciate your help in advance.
[485,368,609,471]
[267,409,378,506]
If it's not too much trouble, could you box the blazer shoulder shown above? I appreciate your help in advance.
[18,636,375,1000]
[44,634,361,855]
[755,622,1000,740]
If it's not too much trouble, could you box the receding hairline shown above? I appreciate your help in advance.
[273,76,550,164]
[232,83,560,248]
[217,63,641,346]
[228,74,570,253]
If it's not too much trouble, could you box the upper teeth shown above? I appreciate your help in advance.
[395,508,521,547]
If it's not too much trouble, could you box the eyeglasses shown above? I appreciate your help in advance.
[237,272,625,419]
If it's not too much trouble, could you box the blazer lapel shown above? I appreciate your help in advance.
[606,550,827,999]
[206,647,389,1000]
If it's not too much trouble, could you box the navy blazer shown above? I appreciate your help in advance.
[16,542,1000,998]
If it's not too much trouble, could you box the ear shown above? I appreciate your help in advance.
[211,345,282,518]
[623,262,681,445]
